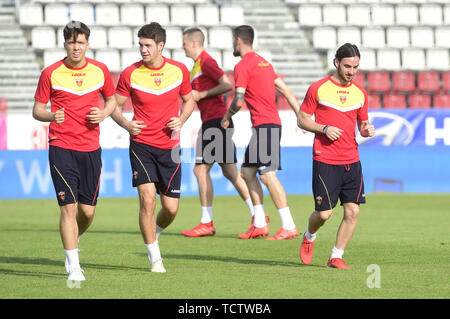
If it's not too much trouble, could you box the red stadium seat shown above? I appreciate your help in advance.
[408,92,431,109]
[0,97,7,113]
[442,71,450,92]
[353,72,365,88]
[417,71,440,92]
[433,92,450,108]
[383,92,406,109]
[368,93,381,109]
[368,71,391,92]
[392,71,415,92]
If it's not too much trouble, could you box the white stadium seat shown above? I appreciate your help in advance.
[419,4,443,26]
[298,5,322,26]
[170,5,195,26]
[435,27,450,48]
[121,49,141,69]
[95,49,121,72]
[322,5,346,26]
[95,4,120,26]
[108,27,133,49]
[361,27,385,49]
[371,5,395,26]
[410,27,434,49]
[444,5,450,25]
[220,5,244,26]
[87,27,108,49]
[205,49,223,69]
[164,27,183,50]
[395,5,419,26]
[69,3,94,25]
[145,5,170,25]
[313,27,336,49]
[57,27,64,47]
[44,4,69,26]
[209,26,232,50]
[346,5,370,26]
[31,27,56,49]
[222,50,240,72]
[359,49,377,71]
[402,48,425,70]
[337,27,361,47]
[19,4,44,26]
[386,27,410,49]
[426,48,449,71]
[377,48,401,70]
[120,4,145,26]
[43,49,65,68]
[172,49,194,71]
[196,4,220,26]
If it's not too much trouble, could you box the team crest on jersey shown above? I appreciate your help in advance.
[339,95,347,104]
[58,191,65,201]
[133,171,138,180]
[75,78,83,87]
[154,78,162,86]
[315,196,323,205]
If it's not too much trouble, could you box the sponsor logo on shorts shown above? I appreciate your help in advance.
[171,189,180,193]
[315,196,323,205]
[58,191,65,201]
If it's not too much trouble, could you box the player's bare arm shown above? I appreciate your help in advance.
[192,74,233,102]
[167,91,196,131]
[87,95,117,124]
[297,110,343,141]
[111,93,146,136]
[358,120,375,138]
[274,77,299,115]
[32,100,64,123]
[221,87,245,129]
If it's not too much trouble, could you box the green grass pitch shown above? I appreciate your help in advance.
[0,194,449,299]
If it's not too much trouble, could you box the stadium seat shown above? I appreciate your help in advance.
[442,72,450,91]
[220,5,244,26]
[209,27,232,50]
[164,27,183,50]
[435,27,450,48]
[145,5,170,25]
[444,5,450,25]
[417,71,441,92]
[371,5,395,26]
[322,4,346,26]
[108,27,133,49]
[95,50,121,73]
[297,5,322,26]
[359,49,376,71]
[121,49,141,69]
[361,27,385,49]
[426,49,449,71]
[19,3,44,26]
[206,49,223,69]
[44,4,69,26]
[31,27,56,49]
[367,93,382,109]
[383,92,406,109]
[337,27,361,47]
[172,49,194,71]
[402,48,426,71]
[367,71,391,92]
[69,3,94,25]
[433,92,450,108]
[56,27,64,47]
[395,4,419,26]
[346,5,370,26]
[352,71,365,88]
[222,50,240,72]
[43,49,65,68]
[312,27,336,49]
[120,4,145,26]
[392,71,415,92]
[386,27,410,49]
[377,49,401,70]
[87,27,108,49]
[408,92,431,109]
[419,4,443,26]
[410,27,434,49]
[96,4,120,26]
[170,5,195,26]
[196,4,220,26]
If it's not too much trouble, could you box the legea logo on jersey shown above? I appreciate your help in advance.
[357,112,415,146]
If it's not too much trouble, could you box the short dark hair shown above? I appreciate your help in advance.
[137,22,166,44]
[232,25,254,45]
[334,43,360,62]
[63,20,90,42]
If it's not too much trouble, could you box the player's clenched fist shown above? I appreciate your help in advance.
[52,108,65,124]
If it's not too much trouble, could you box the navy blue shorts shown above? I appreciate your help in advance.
[49,146,102,206]
[312,160,366,211]
[129,140,181,198]
[242,124,281,174]
[195,118,237,165]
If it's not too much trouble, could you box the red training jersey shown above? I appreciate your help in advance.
[190,50,227,122]
[234,51,281,127]
[116,57,192,149]
[300,75,369,165]
[34,57,115,152]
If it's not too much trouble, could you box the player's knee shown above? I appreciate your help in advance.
[318,210,333,221]
[344,205,360,222]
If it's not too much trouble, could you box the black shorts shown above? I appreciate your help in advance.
[129,140,181,198]
[195,118,237,165]
[49,146,102,206]
[242,124,281,174]
[312,160,366,211]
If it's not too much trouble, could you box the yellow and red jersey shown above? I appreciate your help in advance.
[116,57,191,149]
[301,75,369,165]
[34,58,115,152]
[190,50,227,122]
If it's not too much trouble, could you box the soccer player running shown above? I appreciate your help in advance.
[298,43,375,269]
[111,22,195,272]
[180,27,256,237]
[33,21,117,281]
[221,25,300,240]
